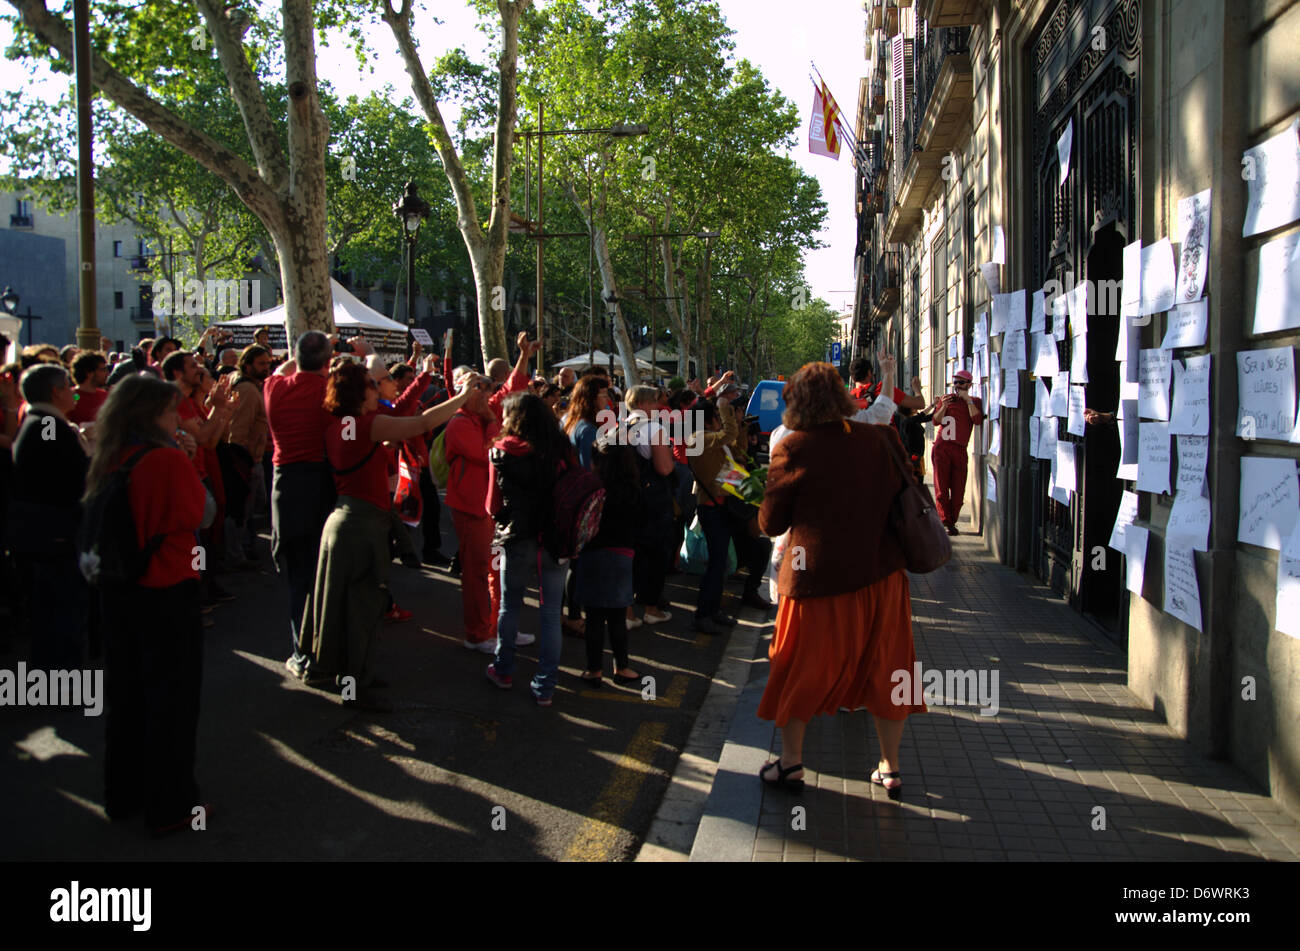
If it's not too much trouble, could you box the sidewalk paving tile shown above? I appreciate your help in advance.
[740,534,1300,862]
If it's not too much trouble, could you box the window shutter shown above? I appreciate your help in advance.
[891,34,905,142]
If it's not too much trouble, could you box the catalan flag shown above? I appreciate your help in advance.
[820,78,844,152]
[808,85,840,160]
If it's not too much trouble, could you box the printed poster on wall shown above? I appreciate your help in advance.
[1251,230,1300,335]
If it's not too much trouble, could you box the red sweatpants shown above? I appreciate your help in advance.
[452,508,500,643]
[931,441,969,527]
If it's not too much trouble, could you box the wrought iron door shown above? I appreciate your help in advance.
[1027,0,1139,637]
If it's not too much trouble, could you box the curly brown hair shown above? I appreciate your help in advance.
[323,360,375,417]
[781,362,855,431]
[563,375,609,434]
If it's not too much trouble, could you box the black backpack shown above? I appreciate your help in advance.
[78,446,165,587]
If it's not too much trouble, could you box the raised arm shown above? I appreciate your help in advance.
[371,385,472,443]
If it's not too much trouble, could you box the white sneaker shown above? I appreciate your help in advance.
[626,616,644,630]
[515,632,536,646]
[643,610,672,625]
[463,638,498,654]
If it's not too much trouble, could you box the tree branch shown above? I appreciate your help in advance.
[6,0,281,229]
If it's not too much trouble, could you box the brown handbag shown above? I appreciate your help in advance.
[884,433,952,573]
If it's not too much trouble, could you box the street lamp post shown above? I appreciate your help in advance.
[515,118,649,375]
[394,182,430,332]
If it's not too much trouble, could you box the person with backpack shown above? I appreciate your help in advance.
[577,425,641,688]
[444,334,539,653]
[625,386,676,629]
[484,392,595,706]
[81,373,209,835]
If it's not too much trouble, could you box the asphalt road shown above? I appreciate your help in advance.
[0,510,766,861]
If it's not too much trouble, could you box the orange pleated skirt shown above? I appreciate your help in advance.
[757,569,926,726]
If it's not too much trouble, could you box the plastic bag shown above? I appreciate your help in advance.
[679,513,738,576]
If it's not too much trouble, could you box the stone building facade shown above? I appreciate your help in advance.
[853,0,1300,816]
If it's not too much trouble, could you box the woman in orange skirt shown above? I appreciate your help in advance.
[756,358,925,799]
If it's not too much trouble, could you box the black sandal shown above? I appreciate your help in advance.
[759,760,805,792]
[871,767,903,801]
[612,669,641,687]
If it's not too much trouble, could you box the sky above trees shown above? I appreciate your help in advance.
[0,0,863,312]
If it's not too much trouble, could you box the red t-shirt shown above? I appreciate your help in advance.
[177,394,207,479]
[67,388,108,424]
[326,410,390,510]
[934,394,985,448]
[120,445,207,588]
[264,371,332,466]
[869,382,908,406]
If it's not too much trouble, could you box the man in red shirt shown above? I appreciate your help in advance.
[445,333,539,651]
[926,369,984,535]
[68,350,109,425]
[265,331,368,676]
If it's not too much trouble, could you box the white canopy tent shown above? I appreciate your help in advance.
[213,278,410,355]
[552,349,657,374]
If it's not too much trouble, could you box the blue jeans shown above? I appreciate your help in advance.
[495,536,566,698]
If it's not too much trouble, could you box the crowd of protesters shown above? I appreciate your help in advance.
[0,318,949,831]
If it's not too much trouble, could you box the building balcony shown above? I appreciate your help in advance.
[915,0,985,28]
[129,306,153,323]
[10,215,34,228]
[914,26,973,155]
[870,0,900,37]
[881,27,972,245]
[870,249,902,322]
[871,75,886,115]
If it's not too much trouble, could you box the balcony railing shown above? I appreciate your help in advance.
[871,74,886,115]
[871,249,902,319]
[914,25,971,138]
[10,214,33,228]
[129,306,154,323]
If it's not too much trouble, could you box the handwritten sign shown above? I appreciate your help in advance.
[1121,239,1142,319]
[1137,422,1172,495]
[1138,349,1172,420]
[1175,188,1211,303]
[1236,346,1296,440]
[980,262,1001,296]
[1251,229,1300,335]
[1007,289,1027,332]
[1068,282,1089,339]
[1036,377,1051,419]
[990,294,1009,337]
[1067,385,1087,436]
[1029,417,1041,461]
[987,467,998,503]
[1118,402,1140,481]
[1039,415,1058,463]
[1275,522,1300,639]
[1125,525,1149,596]
[1169,354,1211,436]
[989,419,1002,457]
[1139,238,1177,316]
[1033,332,1059,378]
[1052,293,1069,341]
[409,327,434,346]
[987,351,1001,421]
[1242,118,1300,238]
[1002,329,1027,372]
[1108,490,1140,552]
[1070,329,1088,383]
[1176,434,1209,495]
[1160,300,1208,350]
[1001,368,1020,408]
[1167,492,1211,552]
[1031,289,1047,335]
[1164,546,1203,632]
[1049,371,1070,418]
[1238,455,1299,551]
[991,225,1006,265]
[974,311,988,349]
[1055,440,1077,497]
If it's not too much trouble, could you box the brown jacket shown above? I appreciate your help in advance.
[759,419,909,599]
[687,400,740,505]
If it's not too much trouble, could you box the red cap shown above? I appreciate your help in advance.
[954,370,974,383]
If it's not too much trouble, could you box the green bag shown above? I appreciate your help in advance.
[428,429,450,488]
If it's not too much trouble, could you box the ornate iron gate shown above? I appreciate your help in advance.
[1027,0,1139,638]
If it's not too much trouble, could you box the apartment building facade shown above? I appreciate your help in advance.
[853,0,1300,816]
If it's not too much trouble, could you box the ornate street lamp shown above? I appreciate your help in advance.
[393,182,430,328]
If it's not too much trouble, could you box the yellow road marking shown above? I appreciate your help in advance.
[562,721,668,862]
